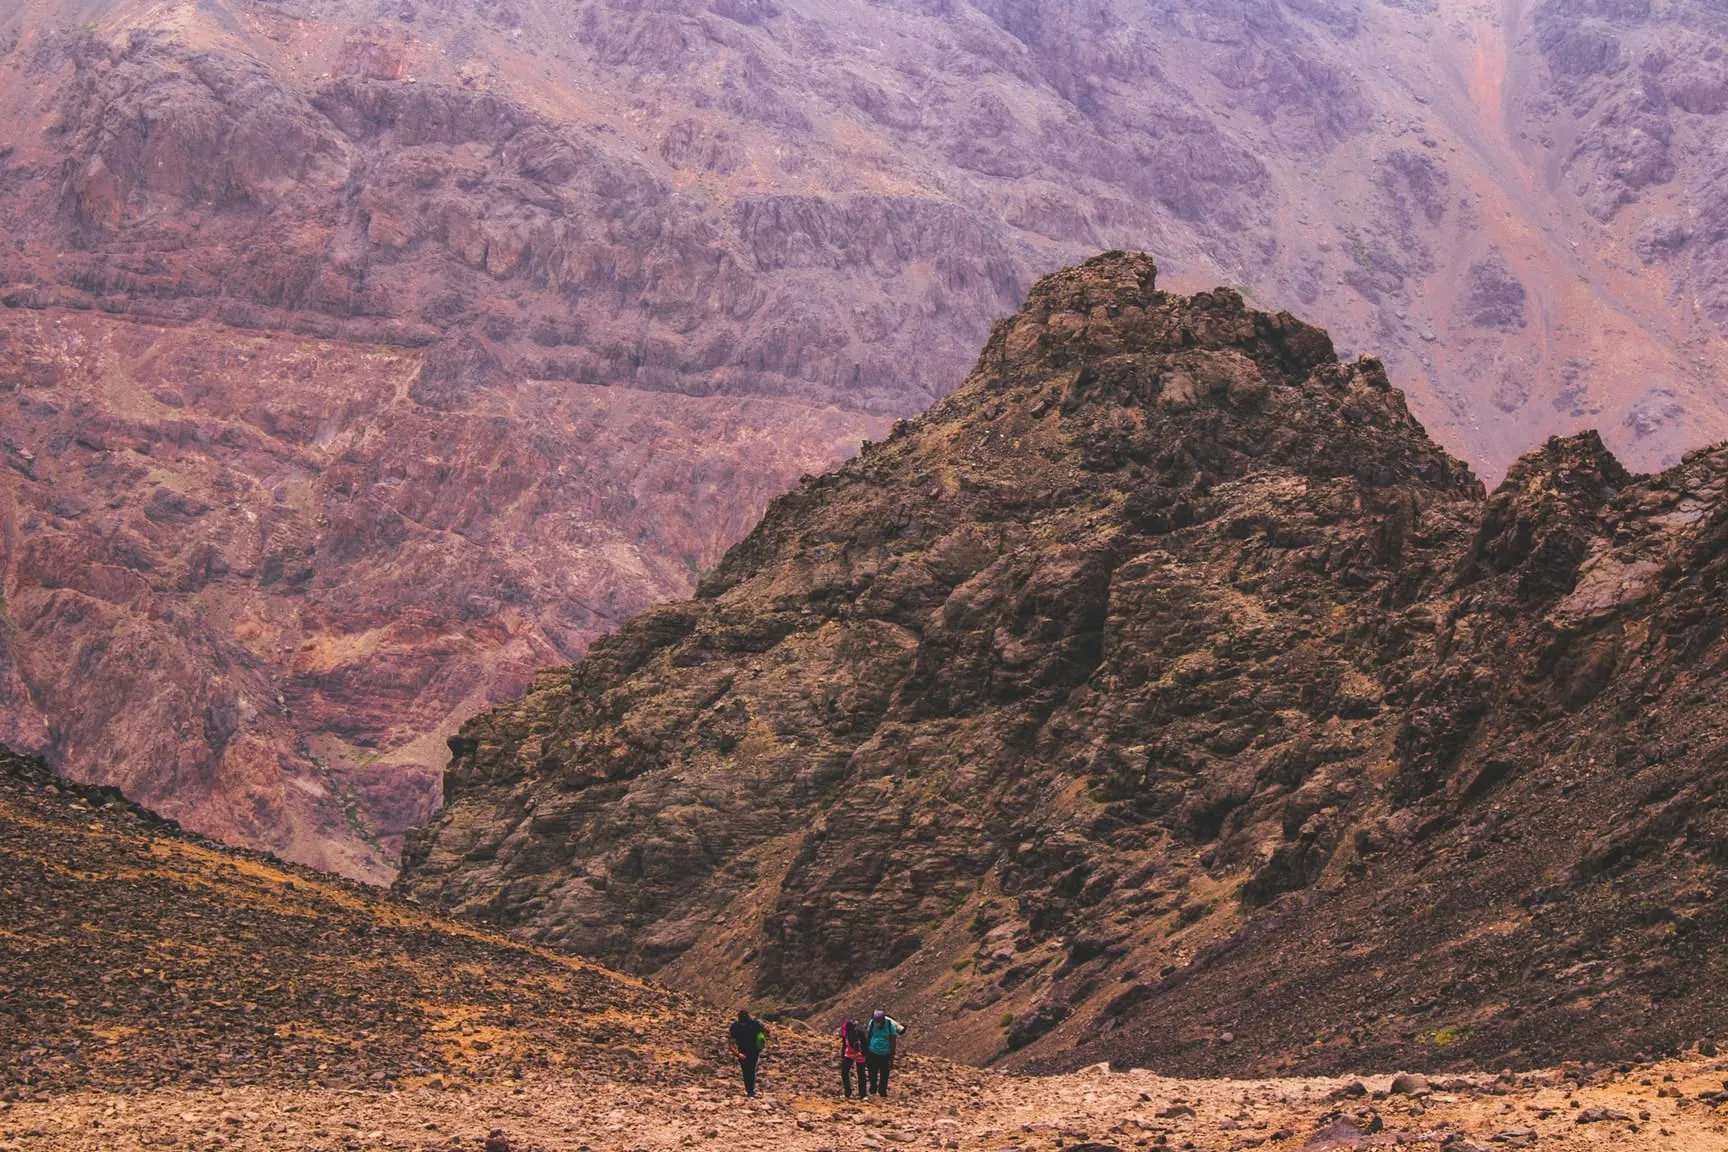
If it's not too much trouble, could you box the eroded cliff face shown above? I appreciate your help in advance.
[400,253,1728,1075]
[9,0,1728,474]
[6,0,1728,875]
[0,310,869,878]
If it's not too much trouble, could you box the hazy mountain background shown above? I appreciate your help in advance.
[2,0,1726,875]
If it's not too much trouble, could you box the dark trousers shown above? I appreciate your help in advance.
[841,1056,866,1096]
[865,1052,892,1097]
[739,1052,761,1096]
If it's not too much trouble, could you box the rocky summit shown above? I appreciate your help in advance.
[402,252,1728,1078]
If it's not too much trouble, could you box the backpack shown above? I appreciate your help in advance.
[731,1017,767,1056]
[866,1016,900,1055]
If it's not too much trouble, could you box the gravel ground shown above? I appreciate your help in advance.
[6,1056,1728,1151]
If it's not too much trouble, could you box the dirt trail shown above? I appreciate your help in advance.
[6,1056,1728,1151]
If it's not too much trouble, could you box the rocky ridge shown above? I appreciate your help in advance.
[402,253,1728,1077]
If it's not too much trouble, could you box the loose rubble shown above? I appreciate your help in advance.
[8,1058,1728,1151]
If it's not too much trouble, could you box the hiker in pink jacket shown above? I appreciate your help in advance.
[838,1018,867,1098]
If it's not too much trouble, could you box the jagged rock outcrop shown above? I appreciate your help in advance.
[401,253,1728,1075]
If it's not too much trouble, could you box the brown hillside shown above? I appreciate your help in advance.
[16,743,1728,1152]
[0,744,730,1098]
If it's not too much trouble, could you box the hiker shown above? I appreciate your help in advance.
[863,1008,905,1098]
[729,1009,769,1098]
[838,1018,867,1098]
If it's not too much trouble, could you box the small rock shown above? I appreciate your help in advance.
[1308,1118,1362,1145]
[1574,1107,1630,1124]
[1390,1073,1430,1096]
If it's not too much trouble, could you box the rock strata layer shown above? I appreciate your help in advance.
[403,253,1728,1076]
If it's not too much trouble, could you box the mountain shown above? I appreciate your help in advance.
[7,0,1728,875]
[400,252,1728,1076]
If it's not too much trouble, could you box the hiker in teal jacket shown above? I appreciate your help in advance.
[863,1009,905,1097]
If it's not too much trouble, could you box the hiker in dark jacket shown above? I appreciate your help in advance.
[838,1019,867,1098]
[728,1009,769,1098]
[863,1008,905,1098]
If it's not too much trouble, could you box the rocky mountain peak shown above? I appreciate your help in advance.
[402,253,1728,1075]
[1454,430,1632,598]
[949,251,1450,475]
[699,252,1479,603]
